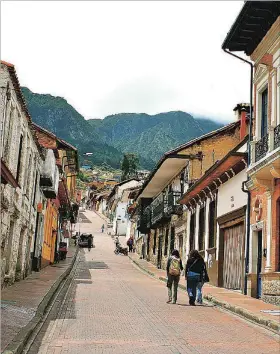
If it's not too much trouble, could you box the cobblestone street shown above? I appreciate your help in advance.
[26,211,279,354]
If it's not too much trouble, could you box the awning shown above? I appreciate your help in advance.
[222,2,280,55]
[1,159,19,188]
[137,155,189,199]
[179,152,247,205]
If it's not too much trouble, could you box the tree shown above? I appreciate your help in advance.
[121,153,139,181]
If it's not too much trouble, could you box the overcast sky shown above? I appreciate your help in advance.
[1,1,250,122]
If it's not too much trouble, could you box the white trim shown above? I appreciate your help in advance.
[265,192,272,271]
[204,198,210,262]
[195,204,199,250]
[256,76,269,141]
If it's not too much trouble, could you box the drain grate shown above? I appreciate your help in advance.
[87,261,108,269]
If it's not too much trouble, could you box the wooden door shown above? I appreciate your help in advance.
[223,223,244,290]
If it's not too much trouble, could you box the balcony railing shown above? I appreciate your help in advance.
[255,134,269,162]
[274,124,280,150]
[151,194,165,225]
[165,191,182,216]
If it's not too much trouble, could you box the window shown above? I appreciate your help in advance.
[208,200,216,248]
[32,172,38,207]
[16,135,23,182]
[189,212,195,251]
[164,227,169,256]
[261,88,268,138]
[153,229,157,255]
[170,226,175,252]
[198,207,205,251]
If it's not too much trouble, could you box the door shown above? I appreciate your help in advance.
[223,223,244,290]
[157,236,163,269]
[257,231,262,299]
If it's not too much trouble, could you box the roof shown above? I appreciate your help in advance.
[179,138,248,205]
[32,123,79,170]
[137,121,240,200]
[222,1,280,55]
[1,62,45,159]
[1,61,32,123]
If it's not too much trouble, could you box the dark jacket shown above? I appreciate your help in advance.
[166,256,183,276]
[185,257,205,279]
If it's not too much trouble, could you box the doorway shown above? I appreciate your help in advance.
[222,222,244,290]
[157,235,163,269]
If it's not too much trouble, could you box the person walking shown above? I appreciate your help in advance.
[185,250,205,306]
[127,237,133,253]
[166,249,183,304]
[101,224,105,233]
[196,261,209,304]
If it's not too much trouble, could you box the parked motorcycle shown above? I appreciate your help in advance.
[114,243,128,256]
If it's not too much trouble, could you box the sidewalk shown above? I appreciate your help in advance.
[128,252,280,333]
[1,245,78,353]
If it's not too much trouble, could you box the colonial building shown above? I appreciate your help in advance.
[136,119,245,270]
[0,61,45,286]
[222,1,280,304]
[32,124,79,268]
[106,179,142,236]
[179,136,248,292]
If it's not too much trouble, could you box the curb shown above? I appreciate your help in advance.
[129,255,280,334]
[2,247,79,354]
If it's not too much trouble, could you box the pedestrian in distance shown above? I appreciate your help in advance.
[101,224,105,233]
[127,237,133,253]
[185,250,206,306]
[196,260,209,304]
[87,235,92,252]
[166,249,183,304]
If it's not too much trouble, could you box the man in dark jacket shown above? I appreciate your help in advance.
[166,249,183,304]
[185,250,205,306]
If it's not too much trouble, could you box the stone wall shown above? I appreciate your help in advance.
[0,63,43,288]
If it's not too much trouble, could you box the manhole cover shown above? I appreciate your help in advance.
[87,261,108,269]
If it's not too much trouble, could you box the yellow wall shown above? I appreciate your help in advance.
[42,200,58,266]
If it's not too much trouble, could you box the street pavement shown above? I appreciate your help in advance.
[26,210,280,354]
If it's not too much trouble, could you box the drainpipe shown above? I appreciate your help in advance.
[223,49,254,295]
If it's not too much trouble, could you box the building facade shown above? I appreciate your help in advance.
[0,61,44,286]
[136,120,244,270]
[222,1,280,304]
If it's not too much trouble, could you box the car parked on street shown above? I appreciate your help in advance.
[78,233,94,248]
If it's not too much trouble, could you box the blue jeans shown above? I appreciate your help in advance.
[197,282,204,303]
[186,271,200,303]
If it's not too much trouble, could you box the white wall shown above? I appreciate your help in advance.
[217,170,247,217]
[114,202,128,236]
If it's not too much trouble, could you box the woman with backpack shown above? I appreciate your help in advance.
[185,250,207,306]
[166,249,183,304]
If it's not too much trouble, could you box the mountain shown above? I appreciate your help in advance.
[21,87,124,168]
[22,87,224,170]
[88,111,223,164]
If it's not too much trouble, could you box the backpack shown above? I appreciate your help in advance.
[169,257,181,276]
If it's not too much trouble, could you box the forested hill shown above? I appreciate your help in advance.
[22,87,223,170]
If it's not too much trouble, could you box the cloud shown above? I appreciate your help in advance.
[1,1,247,123]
